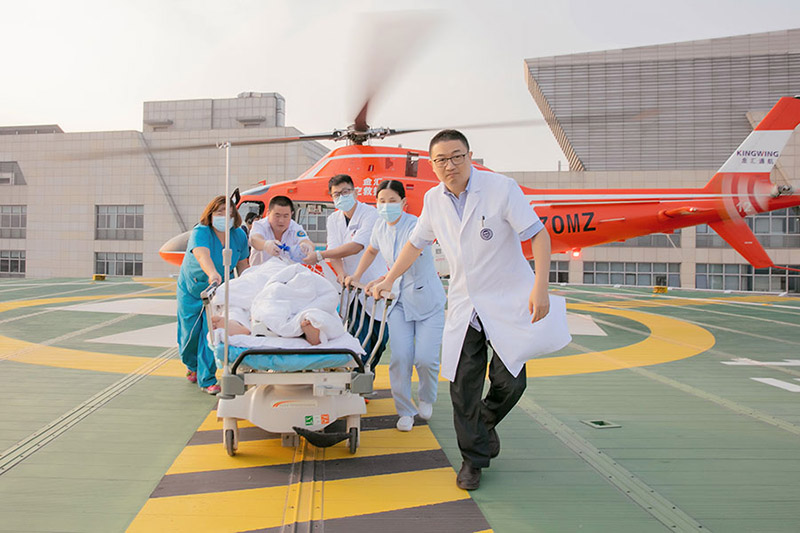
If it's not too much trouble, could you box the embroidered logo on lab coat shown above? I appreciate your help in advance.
[480,228,493,240]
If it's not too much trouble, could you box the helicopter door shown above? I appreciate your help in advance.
[295,202,336,247]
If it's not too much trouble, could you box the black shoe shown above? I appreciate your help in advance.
[488,428,500,459]
[456,462,481,490]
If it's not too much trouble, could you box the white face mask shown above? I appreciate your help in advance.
[377,202,403,223]
[333,193,356,212]
[212,215,232,232]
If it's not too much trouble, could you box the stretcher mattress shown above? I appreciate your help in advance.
[211,332,364,372]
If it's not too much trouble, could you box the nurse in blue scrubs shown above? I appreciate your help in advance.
[177,196,250,394]
[346,180,446,432]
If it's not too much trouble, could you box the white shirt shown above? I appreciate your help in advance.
[249,218,309,266]
[409,167,570,380]
[327,201,388,316]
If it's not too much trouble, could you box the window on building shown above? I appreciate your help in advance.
[598,230,681,247]
[0,250,25,278]
[295,202,336,245]
[583,261,680,287]
[95,205,144,240]
[549,260,569,283]
[95,252,143,276]
[0,162,26,185]
[0,206,26,238]
[697,208,800,248]
[696,263,800,293]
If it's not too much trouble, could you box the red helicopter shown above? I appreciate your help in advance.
[159,95,800,274]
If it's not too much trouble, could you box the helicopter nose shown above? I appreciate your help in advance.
[159,231,191,266]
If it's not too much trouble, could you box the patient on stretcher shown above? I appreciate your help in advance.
[211,259,345,346]
[211,315,322,344]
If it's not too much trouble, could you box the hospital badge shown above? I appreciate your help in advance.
[480,228,493,240]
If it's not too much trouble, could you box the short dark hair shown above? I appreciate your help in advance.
[429,129,469,154]
[268,195,295,214]
[328,174,354,194]
[376,179,405,199]
[245,212,258,224]
[200,195,242,228]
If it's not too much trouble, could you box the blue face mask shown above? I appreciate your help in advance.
[212,215,232,232]
[334,193,356,212]
[377,202,403,223]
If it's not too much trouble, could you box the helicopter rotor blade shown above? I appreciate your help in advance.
[350,10,441,132]
[56,130,345,161]
[380,109,663,139]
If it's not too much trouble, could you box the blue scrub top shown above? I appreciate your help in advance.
[370,212,445,322]
[177,224,250,298]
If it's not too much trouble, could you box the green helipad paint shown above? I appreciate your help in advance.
[2,279,800,532]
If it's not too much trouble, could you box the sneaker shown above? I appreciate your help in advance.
[456,462,481,490]
[418,401,433,420]
[396,416,414,432]
[201,384,221,395]
[186,370,197,384]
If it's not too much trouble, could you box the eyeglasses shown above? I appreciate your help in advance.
[431,153,468,168]
[330,188,354,199]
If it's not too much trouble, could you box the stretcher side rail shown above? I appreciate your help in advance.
[339,280,395,373]
[230,347,364,375]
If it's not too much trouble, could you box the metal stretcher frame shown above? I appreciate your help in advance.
[200,278,393,456]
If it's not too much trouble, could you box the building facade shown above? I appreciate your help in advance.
[0,92,327,278]
[518,28,800,293]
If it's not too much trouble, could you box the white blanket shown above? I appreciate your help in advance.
[212,259,346,345]
[250,263,344,343]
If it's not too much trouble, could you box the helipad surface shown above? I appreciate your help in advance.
[1,278,799,532]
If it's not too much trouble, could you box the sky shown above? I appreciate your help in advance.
[2,0,800,172]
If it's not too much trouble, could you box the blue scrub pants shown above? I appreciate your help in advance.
[177,288,217,388]
[387,302,444,417]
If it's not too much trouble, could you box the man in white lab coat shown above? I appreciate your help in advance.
[370,130,553,490]
[304,174,390,368]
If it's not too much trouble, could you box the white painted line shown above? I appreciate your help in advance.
[51,298,176,316]
[88,322,177,348]
[566,313,607,336]
[751,378,800,392]
[723,358,800,366]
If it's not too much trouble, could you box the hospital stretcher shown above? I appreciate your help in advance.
[201,279,392,456]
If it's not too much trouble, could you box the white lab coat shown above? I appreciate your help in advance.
[249,219,309,266]
[327,202,388,317]
[410,168,571,381]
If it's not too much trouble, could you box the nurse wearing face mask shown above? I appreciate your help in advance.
[177,195,250,394]
[345,180,446,432]
[304,174,390,370]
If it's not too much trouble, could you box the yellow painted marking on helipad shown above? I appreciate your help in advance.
[0,335,187,376]
[526,303,716,377]
[2,293,714,379]
[166,425,441,475]
[197,410,256,432]
[597,294,793,309]
[0,292,173,314]
[128,467,466,533]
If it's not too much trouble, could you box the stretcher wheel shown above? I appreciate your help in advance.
[224,429,236,457]
[348,427,358,454]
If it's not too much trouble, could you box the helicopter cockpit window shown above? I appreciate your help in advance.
[295,202,336,246]
[238,201,264,221]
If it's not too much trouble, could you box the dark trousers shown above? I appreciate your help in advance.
[450,321,527,468]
